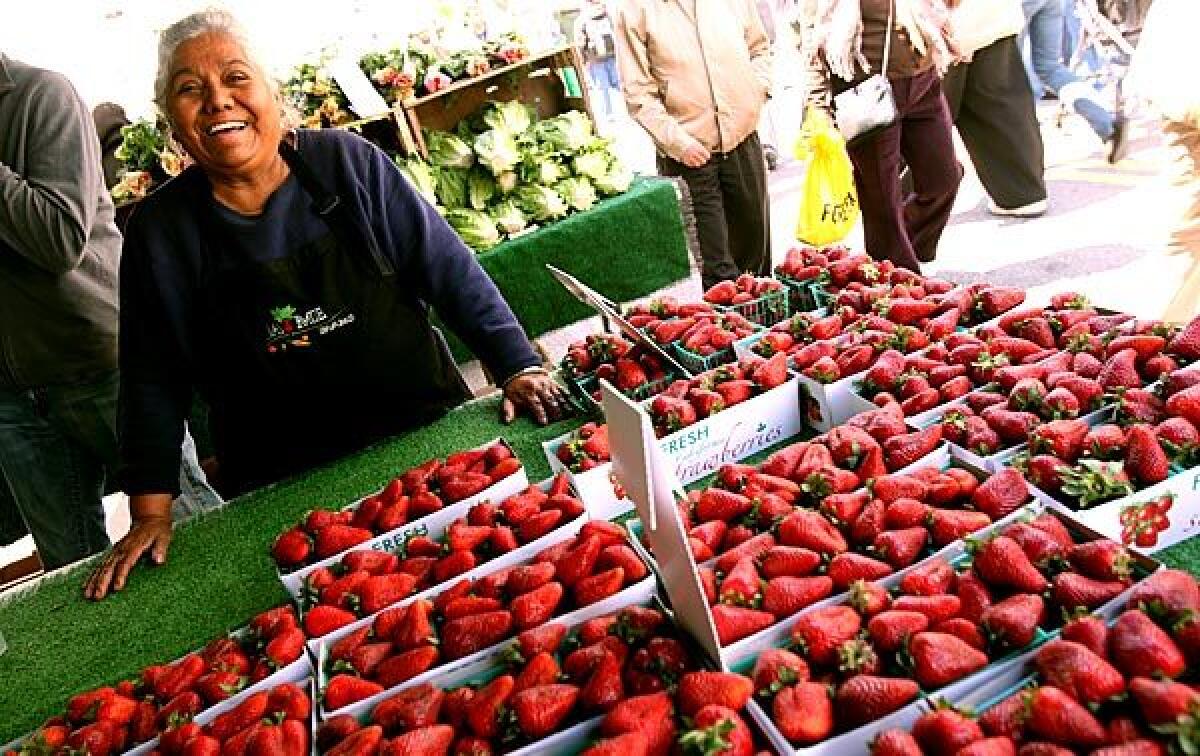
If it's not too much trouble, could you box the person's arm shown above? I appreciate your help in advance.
[745,0,774,95]
[86,223,190,599]
[611,2,704,163]
[0,69,102,275]
[797,0,834,113]
[365,141,566,422]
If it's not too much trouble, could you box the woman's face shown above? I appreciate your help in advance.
[165,32,281,179]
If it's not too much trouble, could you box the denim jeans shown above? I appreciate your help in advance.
[588,58,620,119]
[1022,0,1114,139]
[0,370,222,569]
[1062,0,1102,78]
[0,371,118,568]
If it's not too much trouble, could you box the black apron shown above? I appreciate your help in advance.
[192,141,470,495]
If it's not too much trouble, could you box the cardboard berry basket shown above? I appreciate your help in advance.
[276,438,528,590]
[736,505,1158,756]
[540,437,633,522]
[301,483,593,653]
[715,286,791,328]
[318,582,658,724]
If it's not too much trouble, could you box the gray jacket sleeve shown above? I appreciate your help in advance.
[0,69,102,275]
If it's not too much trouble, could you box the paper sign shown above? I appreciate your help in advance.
[600,380,724,666]
[546,264,691,377]
[328,56,391,119]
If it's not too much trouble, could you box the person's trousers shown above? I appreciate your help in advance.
[658,132,772,289]
[0,371,117,568]
[943,36,1048,210]
[587,58,620,119]
[845,70,962,272]
[1022,0,1114,140]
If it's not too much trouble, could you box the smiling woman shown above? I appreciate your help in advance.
[84,9,570,601]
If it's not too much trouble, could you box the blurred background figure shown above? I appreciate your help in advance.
[575,0,621,122]
[944,0,1048,217]
[1125,0,1200,321]
[1020,0,1126,160]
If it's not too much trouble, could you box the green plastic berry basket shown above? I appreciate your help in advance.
[715,286,790,327]
[773,272,826,314]
[567,371,682,416]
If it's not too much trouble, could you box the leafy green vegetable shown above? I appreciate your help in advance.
[534,111,593,153]
[481,100,534,136]
[491,200,528,235]
[445,209,501,250]
[495,171,519,194]
[571,150,610,182]
[594,162,634,196]
[473,129,521,176]
[114,120,168,173]
[467,168,496,211]
[397,157,439,207]
[425,130,475,169]
[520,151,566,186]
[555,177,598,212]
[434,166,469,209]
[515,185,569,221]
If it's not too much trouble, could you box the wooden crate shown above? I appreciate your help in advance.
[398,45,594,159]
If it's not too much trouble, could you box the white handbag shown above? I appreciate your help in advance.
[950,0,1026,56]
[833,0,899,145]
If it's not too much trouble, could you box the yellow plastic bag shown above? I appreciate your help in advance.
[793,108,859,246]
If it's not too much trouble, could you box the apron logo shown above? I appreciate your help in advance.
[267,304,356,352]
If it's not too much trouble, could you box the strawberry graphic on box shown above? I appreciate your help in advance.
[271,305,298,335]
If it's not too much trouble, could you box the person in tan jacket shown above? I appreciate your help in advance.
[613,0,773,289]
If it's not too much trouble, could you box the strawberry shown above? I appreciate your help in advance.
[980,406,1040,443]
[778,510,847,554]
[1108,609,1187,679]
[1127,569,1200,619]
[580,733,650,756]
[714,533,776,574]
[374,646,440,689]
[385,725,454,754]
[973,536,1048,593]
[511,683,580,739]
[580,650,623,710]
[323,674,384,712]
[762,575,834,618]
[872,527,927,568]
[835,676,919,727]
[1099,349,1143,389]
[982,593,1045,649]
[599,544,647,582]
[791,606,862,666]
[900,557,955,596]
[964,416,1002,455]
[272,528,312,567]
[511,581,564,631]
[1060,615,1108,656]
[355,573,418,615]
[1025,686,1107,747]
[892,594,962,624]
[315,525,374,559]
[575,567,625,606]
[465,675,515,739]
[883,426,943,471]
[371,683,444,732]
[927,509,992,547]
[759,546,821,579]
[304,605,357,637]
[827,552,894,588]
[711,604,775,644]
[1034,640,1125,704]
[679,705,754,756]
[1129,676,1200,725]
[1125,424,1170,486]
[752,648,810,693]
[695,489,753,523]
[1052,572,1127,610]
[774,683,834,745]
[912,707,984,756]
[442,611,514,660]
[873,730,923,756]
[675,671,753,718]
[1069,539,1131,581]
[324,725,383,756]
[909,631,989,689]
[1030,419,1089,461]
[506,563,557,596]
[867,610,929,653]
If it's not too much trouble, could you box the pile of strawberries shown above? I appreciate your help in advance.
[561,334,673,397]
[647,353,789,436]
[774,243,854,284]
[157,682,309,756]
[8,606,306,756]
[317,605,762,756]
[554,422,611,473]
[703,274,785,308]
[685,457,1028,646]
[797,325,935,386]
[870,569,1200,756]
[272,443,522,570]
[318,521,650,712]
[299,474,583,623]
[755,510,1139,747]
[748,311,846,359]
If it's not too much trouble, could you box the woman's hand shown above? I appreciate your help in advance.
[85,494,174,600]
[501,369,570,425]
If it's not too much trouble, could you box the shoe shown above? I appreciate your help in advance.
[987,198,1048,218]
[1108,80,1131,164]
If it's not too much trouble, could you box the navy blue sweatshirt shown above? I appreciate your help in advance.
[118,129,539,495]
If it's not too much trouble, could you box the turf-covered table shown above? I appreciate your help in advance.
[1,394,1199,740]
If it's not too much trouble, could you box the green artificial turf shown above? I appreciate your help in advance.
[444,176,693,362]
[0,396,578,742]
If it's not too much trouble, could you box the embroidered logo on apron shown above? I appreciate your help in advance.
[266,304,356,352]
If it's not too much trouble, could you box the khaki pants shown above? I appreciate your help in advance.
[1162,120,1200,322]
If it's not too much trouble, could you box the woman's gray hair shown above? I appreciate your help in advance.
[153,8,269,115]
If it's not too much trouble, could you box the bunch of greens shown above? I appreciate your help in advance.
[408,105,633,251]
[281,62,353,128]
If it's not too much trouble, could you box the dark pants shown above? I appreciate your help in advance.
[845,69,961,271]
[0,371,117,568]
[658,132,772,289]
[943,36,1047,210]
